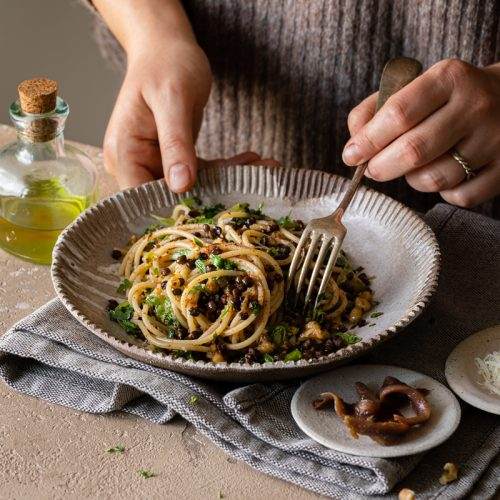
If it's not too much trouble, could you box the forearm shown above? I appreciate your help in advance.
[92,0,196,58]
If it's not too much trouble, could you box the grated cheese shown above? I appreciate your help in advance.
[475,351,500,396]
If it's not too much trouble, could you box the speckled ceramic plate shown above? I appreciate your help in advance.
[445,325,500,415]
[51,165,440,381]
[291,364,461,457]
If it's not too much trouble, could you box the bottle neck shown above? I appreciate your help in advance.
[18,130,65,151]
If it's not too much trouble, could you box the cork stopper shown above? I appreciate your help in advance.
[18,78,58,114]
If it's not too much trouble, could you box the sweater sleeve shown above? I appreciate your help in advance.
[79,1,127,71]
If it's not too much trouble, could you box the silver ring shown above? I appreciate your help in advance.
[451,149,475,181]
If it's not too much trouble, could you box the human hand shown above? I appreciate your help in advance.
[103,39,212,191]
[343,59,500,208]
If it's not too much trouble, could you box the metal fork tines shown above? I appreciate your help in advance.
[287,210,346,308]
[286,57,423,309]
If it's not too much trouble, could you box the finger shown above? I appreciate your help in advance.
[147,87,198,193]
[343,67,452,166]
[405,137,487,192]
[366,103,465,180]
[347,92,378,136]
[439,161,500,208]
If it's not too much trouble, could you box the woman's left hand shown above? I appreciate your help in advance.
[343,59,500,208]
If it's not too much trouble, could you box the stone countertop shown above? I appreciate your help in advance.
[0,125,317,500]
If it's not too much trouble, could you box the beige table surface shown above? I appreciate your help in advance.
[0,125,318,500]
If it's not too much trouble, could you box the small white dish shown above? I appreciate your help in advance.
[291,364,461,458]
[445,325,500,415]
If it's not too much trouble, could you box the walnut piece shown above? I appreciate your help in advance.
[398,488,415,500]
[299,321,328,341]
[439,462,459,485]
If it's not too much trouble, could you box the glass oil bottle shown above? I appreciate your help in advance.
[0,78,97,264]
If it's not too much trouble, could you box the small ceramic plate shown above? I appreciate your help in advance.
[445,325,500,415]
[51,165,440,382]
[291,364,461,458]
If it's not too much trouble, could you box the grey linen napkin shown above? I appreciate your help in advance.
[1,204,499,499]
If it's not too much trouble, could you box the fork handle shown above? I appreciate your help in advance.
[335,57,423,217]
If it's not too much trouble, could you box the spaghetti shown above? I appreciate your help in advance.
[108,198,375,363]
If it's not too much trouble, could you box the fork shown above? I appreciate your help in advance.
[287,57,423,309]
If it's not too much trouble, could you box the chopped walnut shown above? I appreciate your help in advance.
[398,489,415,500]
[211,352,225,364]
[299,321,328,341]
[257,334,274,354]
[439,462,458,485]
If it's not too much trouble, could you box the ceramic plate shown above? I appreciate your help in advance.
[291,364,461,457]
[51,165,440,381]
[445,325,500,415]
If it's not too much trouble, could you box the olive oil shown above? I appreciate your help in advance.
[0,78,97,264]
[0,179,92,264]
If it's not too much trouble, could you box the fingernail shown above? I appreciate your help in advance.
[342,143,361,166]
[169,163,192,192]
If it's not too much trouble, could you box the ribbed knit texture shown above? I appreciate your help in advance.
[88,0,499,215]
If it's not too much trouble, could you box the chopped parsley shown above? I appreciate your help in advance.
[277,214,299,230]
[337,332,361,345]
[143,223,163,235]
[151,267,159,276]
[189,394,199,405]
[250,301,262,315]
[106,445,125,454]
[263,353,274,363]
[370,312,384,318]
[270,324,288,345]
[189,284,205,294]
[284,349,302,362]
[109,301,139,335]
[181,196,202,209]
[211,254,238,270]
[171,248,190,260]
[195,259,207,274]
[138,469,156,479]
[145,293,177,326]
[192,236,204,247]
[116,278,133,294]
[189,202,225,224]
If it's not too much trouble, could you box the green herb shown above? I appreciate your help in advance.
[368,323,376,327]
[230,202,250,212]
[312,307,325,323]
[250,302,262,315]
[109,301,139,335]
[143,223,163,235]
[181,196,202,209]
[277,214,299,230]
[145,293,177,326]
[370,312,384,318]
[106,445,125,454]
[189,202,225,224]
[284,349,302,362]
[220,304,231,317]
[211,254,237,270]
[138,469,156,479]
[189,394,199,405]
[337,332,361,345]
[263,353,274,363]
[172,350,195,361]
[151,214,175,227]
[195,259,207,274]
[143,251,155,262]
[270,324,288,345]
[151,267,159,276]
[116,278,133,294]
[193,236,204,247]
[171,248,190,260]
[189,284,205,294]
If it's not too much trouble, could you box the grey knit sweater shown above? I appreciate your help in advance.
[89,0,499,215]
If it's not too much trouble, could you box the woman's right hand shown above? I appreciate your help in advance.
[103,38,212,192]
